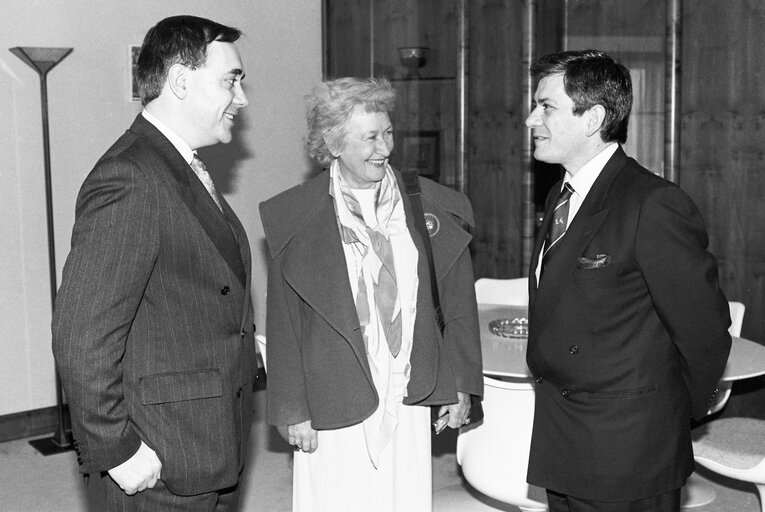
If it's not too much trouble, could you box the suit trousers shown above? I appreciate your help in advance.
[96,473,240,512]
[546,488,681,512]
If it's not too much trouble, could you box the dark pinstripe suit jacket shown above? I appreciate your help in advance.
[52,114,257,496]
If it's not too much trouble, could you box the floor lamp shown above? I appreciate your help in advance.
[10,46,74,456]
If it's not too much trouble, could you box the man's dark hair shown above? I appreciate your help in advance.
[136,15,242,106]
[530,49,632,144]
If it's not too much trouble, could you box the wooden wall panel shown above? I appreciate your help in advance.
[325,0,371,78]
[566,0,665,174]
[390,80,457,186]
[683,0,765,418]
[468,0,526,278]
[374,1,459,186]
[373,0,457,80]
[325,0,458,186]
[565,0,663,36]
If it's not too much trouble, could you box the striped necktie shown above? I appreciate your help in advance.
[190,155,223,212]
[541,182,574,270]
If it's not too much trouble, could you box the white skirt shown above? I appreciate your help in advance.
[292,404,432,512]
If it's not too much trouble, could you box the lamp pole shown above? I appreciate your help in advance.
[10,46,74,455]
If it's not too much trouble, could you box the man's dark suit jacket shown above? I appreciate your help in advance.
[526,146,731,502]
[52,114,257,496]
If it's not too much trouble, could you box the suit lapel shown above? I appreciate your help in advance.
[530,209,609,342]
[398,174,473,281]
[529,148,628,343]
[278,176,368,364]
[220,194,253,331]
[220,194,250,285]
[274,169,472,384]
[129,115,246,286]
[529,184,558,305]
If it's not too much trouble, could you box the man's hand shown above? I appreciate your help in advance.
[435,391,472,430]
[107,441,162,495]
[288,420,318,453]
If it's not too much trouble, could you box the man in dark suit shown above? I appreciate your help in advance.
[52,15,256,510]
[525,49,732,511]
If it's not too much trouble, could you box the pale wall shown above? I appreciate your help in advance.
[0,0,322,415]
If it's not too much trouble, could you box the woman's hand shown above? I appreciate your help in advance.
[435,391,472,430]
[288,420,318,453]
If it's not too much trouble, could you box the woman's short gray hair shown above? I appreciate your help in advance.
[305,77,396,167]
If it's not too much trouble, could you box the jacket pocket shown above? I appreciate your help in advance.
[588,386,656,400]
[140,369,223,405]
[571,264,618,282]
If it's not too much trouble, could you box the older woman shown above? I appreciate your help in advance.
[259,77,482,511]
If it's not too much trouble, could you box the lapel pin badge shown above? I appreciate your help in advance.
[424,213,440,237]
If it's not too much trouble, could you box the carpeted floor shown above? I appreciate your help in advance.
[0,390,760,512]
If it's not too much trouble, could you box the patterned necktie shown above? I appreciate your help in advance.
[541,182,575,269]
[190,155,223,212]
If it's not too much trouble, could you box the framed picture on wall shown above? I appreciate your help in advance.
[129,45,141,102]
[400,131,440,181]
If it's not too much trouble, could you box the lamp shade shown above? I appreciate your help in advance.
[10,47,73,76]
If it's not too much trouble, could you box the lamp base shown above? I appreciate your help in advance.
[28,431,74,456]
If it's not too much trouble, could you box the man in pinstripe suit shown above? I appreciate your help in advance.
[52,16,257,511]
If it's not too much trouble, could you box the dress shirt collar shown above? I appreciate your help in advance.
[141,110,195,164]
[565,142,619,200]
[535,142,619,286]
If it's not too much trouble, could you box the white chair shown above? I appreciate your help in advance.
[474,277,529,306]
[683,301,748,508]
[456,376,547,511]
[256,334,267,372]
[692,418,765,512]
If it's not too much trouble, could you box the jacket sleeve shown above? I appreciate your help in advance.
[635,185,731,419]
[52,158,155,473]
[438,240,484,398]
[260,205,312,427]
[424,183,483,398]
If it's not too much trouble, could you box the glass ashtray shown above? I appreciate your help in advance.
[489,317,528,338]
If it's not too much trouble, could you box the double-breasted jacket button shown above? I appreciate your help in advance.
[561,388,570,398]
[535,377,544,384]
[569,345,579,354]
[220,285,231,296]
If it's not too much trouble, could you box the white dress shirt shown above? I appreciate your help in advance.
[142,110,195,165]
[535,143,619,284]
